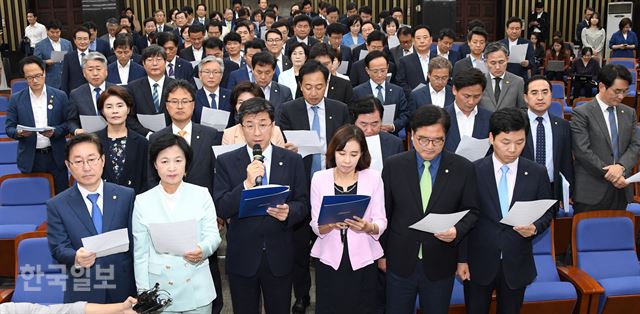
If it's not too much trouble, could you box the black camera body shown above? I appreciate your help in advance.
[133,283,172,313]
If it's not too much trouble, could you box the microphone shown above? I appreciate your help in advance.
[253,144,264,186]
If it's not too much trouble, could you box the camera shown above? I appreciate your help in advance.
[132,283,172,313]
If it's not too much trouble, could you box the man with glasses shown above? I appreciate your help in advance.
[349,30,398,87]
[194,56,232,131]
[265,29,292,75]
[410,57,454,111]
[479,41,525,112]
[284,15,319,56]
[46,133,137,303]
[61,26,92,94]
[6,56,70,194]
[390,26,414,66]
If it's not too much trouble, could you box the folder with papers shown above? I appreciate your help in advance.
[318,195,371,225]
[239,185,291,218]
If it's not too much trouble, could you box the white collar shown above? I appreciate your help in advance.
[89,82,107,92]
[369,79,385,91]
[118,59,131,69]
[172,121,193,135]
[429,83,445,94]
[527,109,550,122]
[305,98,326,109]
[77,180,105,199]
[492,153,519,175]
[595,94,616,113]
[454,102,478,116]
[245,143,273,161]
[203,86,220,95]
[147,75,166,86]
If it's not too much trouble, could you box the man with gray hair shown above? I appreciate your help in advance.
[100,18,120,50]
[479,41,525,112]
[68,52,115,135]
[194,56,232,128]
[409,56,454,111]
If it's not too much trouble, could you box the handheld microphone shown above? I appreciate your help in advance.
[253,144,264,186]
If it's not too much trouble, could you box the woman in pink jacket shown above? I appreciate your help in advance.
[309,124,387,314]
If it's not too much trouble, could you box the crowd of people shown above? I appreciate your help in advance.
[5,0,639,313]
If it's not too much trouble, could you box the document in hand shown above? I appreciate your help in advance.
[455,136,490,162]
[388,35,400,49]
[81,228,129,258]
[283,130,324,157]
[50,51,68,63]
[200,107,231,131]
[212,143,244,157]
[239,185,291,218]
[317,195,371,225]
[80,115,107,133]
[148,219,198,255]
[409,210,470,233]
[193,78,203,90]
[337,61,349,75]
[359,50,368,61]
[365,135,383,173]
[137,114,166,132]
[382,104,396,125]
[625,171,640,184]
[17,125,55,132]
[508,44,528,63]
[499,199,557,227]
[560,172,570,214]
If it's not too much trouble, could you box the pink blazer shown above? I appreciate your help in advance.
[310,168,387,271]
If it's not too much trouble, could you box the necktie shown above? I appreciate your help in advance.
[275,65,281,77]
[209,93,217,109]
[376,85,384,103]
[178,129,187,138]
[168,63,175,77]
[249,70,255,83]
[94,87,101,114]
[494,77,502,103]
[535,117,545,166]
[80,52,86,67]
[418,160,432,259]
[152,83,160,112]
[498,165,510,218]
[87,193,102,234]
[157,26,162,32]
[262,158,268,185]
[310,105,322,174]
[607,107,619,162]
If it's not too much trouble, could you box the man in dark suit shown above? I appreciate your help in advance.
[349,31,398,86]
[409,56,455,112]
[500,17,535,82]
[430,28,461,66]
[106,34,146,85]
[214,97,309,314]
[527,2,550,42]
[574,7,593,46]
[451,27,489,80]
[381,105,479,313]
[326,23,352,73]
[171,11,188,46]
[178,23,206,62]
[284,15,320,56]
[61,26,92,94]
[396,25,433,97]
[226,40,266,89]
[126,45,175,137]
[277,60,350,314]
[521,75,574,208]
[34,20,73,90]
[194,56,232,127]
[353,51,409,134]
[200,37,240,89]
[5,56,70,194]
[68,52,114,135]
[84,22,111,58]
[443,68,491,154]
[265,29,292,77]
[251,51,293,116]
[305,42,354,105]
[349,20,377,64]
[47,134,136,303]
[570,64,640,213]
[391,27,414,64]
[135,17,156,53]
[153,9,174,33]
[479,42,526,112]
[99,18,119,51]
[156,32,196,87]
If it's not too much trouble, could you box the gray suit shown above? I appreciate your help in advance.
[570,99,640,211]
[479,72,525,112]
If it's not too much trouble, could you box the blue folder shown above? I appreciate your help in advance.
[318,195,371,225]
[239,185,291,218]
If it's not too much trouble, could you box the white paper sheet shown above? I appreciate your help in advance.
[190,60,199,68]
[50,51,67,63]
[148,219,198,255]
[193,77,203,90]
[17,125,54,132]
[359,50,368,61]
[409,210,470,233]
[212,143,244,157]
[388,35,400,49]
[625,172,640,184]
[137,113,166,132]
[508,43,529,63]
[337,61,349,75]
[365,135,383,172]
[499,199,557,227]
[560,173,570,213]
[200,107,231,130]
[412,83,427,93]
[455,136,490,162]
[80,115,107,133]
[382,104,396,125]
[283,130,323,158]
[81,228,129,258]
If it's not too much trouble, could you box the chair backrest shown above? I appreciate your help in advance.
[549,100,564,118]
[573,210,640,280]
[532,222,560,282]
[0,140,18,164]
[608,58,637,71]
[0,204,47,226]
[573,97,592,108]
[0,95,7,112]
[10,79,28,95]
[550,81,565,99]
[0,115,6,136]
[0,174,54,206]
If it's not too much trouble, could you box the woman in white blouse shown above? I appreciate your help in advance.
[581,12,606,65]
[278,41,309,97]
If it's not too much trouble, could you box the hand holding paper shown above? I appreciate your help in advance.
[148,219,198,255]
[81,228,130,258]
[625,172,640,184]
[283,130,323,157]
[499,199,556,227]
[409,210,470,234]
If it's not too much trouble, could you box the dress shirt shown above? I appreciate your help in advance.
[492,154,518,206]
[203,86,221,108]
[261,83,272,101]
[247,67,254,82]
[29,87,51,149]
[428,83,446,108]
[508,38,519,50]
[490,73,506,92]
[276,54,284,73]
[77,180,105,217]
[369,80,386,100]
[296,36,309,45]
[245,143,273,182]
[118,60,131,84]
[307,98,327,169]
[403,46,414,56]
[198,17,206,25]
[89,82,107,112]
[595,94,619,140]
[166,57,177,78]
[147,75,166,101]
[527,110,554,182]
[193,47,203,62]
[416,151,441,185]
[25,22,47,47]
[417,52,430,80]
[50,38,61,51]
[437,47,449,59]
[78,49,89,66]
[172,122,193,145]
[229,55,242,67]
[470,54,487,73]
[108,35,116,49]
[454,102,478,138]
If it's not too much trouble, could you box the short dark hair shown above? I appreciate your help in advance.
[309,42,336,61]
[359,6,372,15]
[598,64,632,89]
[74,26,91,38]
[467,27,488,41]
[204,37,224,50]
[350,95,384,123]
[364,50,388,68]
[265,28,283,39]
[412,25,431,37]
[361,20,375,30]
[506,16,523,27]
[292,14,312,26]
[619,17,632,31]
[438,28,456,40]
[46,20,62,30]
[489,107,528,138]
[188,23,205,35]
[366,30,387,45]
[326,6,339,15]
[157,31,179,47]
[26,9,37,17]
[66,133,104,160]
[326,23,345,36]
[453,68,486,90]
[235,20,252,32]
[467,19,485,32]
[410,105,451,134]
[113,33,135,50]
[223,31,242,45]
[230,82,265,109]
[580,46,593,56]
[97,86,134,119]
[312,17,327,28]
[82,21,97,32]
[141,45,167,62]
[196,3,206,11]
[252,51,277,69]
[271,21,289,33]
[181,5,194,15]
[143,17,156,28]
[391,7,403,15]
[525,74,552,94]
[286,41,309,59]
[238,97,275,124]
[244,40,266,51]
[346,2,357,11]
[326,124,371,171]
[164,79,196,104]
[20,55,45,73]
[299,59,329,82]
[149,133,192,181]
[397,26,412,37]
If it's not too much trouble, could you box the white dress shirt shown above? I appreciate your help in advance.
[172,122,193,145]
[50,38,61,51]
[527,110,554,182]
[490,73,506,94]
[159,180,184,212]
[29,87,51,149]
[369,80,386,102]
[118,59,131,84]
[306,98,327,169]
[454,101,478,138]
[262,83,272,101]
[108,34,116,49]
[437,47,449,59]
[25,22,47,47]
[296,36,309,45]
[492,154,519,206]
[77,180,105,217]
[595,94,619,140]
[77,49,89,66]
[417,53,430,80]
[147,75,166,98]
[429,83,446,108]
[193,47,203,62]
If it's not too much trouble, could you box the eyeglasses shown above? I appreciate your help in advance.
[242,122,272,132]
[69,156,102,168]
[266,38,282,43]
[415,136,445,147]
[25,73,44,81]
[166,99,194,106]
[199,70,222,76]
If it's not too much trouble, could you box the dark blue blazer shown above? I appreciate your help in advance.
[409,84,455,113]
[225,65,252,89]
[96,128,149,194]
[135,35,150,53]
[443,103,491,153]
[430,46,461,65]
[68,82,116,133]
[267,82,294,118]
[94,38,111,57]
[213,145,309,277]
[500,38,534,81]
[467,156,552,289]
[193,87,233,127]
[171,57,197,86]
[396,53,429,97]
[125,77,175,136]
[353,82,410,132]
[609,30,639,58]
[380,131,404,160]
[348,59,397,87]
[46,182,136,303]
[106,61,147,85]
[5,86,69,172]
[60,50,92,94]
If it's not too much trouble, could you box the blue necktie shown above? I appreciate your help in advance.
[607,107,619,162]
[535,117,545,166]
[209,93,217,109]
[168,63,175,77]
[94,87,101,115]
[87,193,102,234]
[311,105,322,174]
[498,165,510,218]
[152,83,160,112]
[275,65,281,77]
[376,85,384,103]
[262,159,268,185]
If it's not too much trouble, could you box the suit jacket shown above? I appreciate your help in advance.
[409,84,455,112]
[96,128,149,194]
[310,168,387,270]
[93,38,111,57]
[430,46,461,65]
[169,57,197,86]
[106,61,147,85]
[500,38,534,81]
[5,86,69,172]
[527,11,550,41]
[132,182,220,311]
[468,156,552,289]
[213,145,309,277]
[380,131,404,160]
[389,45,405,67]
[266,82,293,118]
[193,87,233,126]
[326,75,354,104]
[479,72,525,112]
[381,150,479,279]
[338,46,352,72]
[179,46,204,62]
[135,35,151,53]
[284,36,320,56]
[353,81,410,132]
[443,103,491,153]
[570,99,640,206]
[451,56,475,81]
[226,65,252,89]
[396,53,429,97]
[156,23,174,33]
[348,60,397,87]
[33,38,73,89]
[68,82,116,133]
[60,50,92,94]
[125,76,175,136]
[609,30,639,58]
[350,43,367,64]
[280,55,293,72]
[47,182,136,303]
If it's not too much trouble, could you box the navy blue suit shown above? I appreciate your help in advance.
[193,87,233,125]
[93,38,111,58]
[266,82,293,118]
[430,46,461,65]
[353,82,410,133]
[396,53,429,97]
[500,38,534,81]
[47,182,137,303]
[380,132,404,160]
[168,57,197,86]
[106,61,146,85]
[443,103,491,153]
[68,82,116,134]
[338,46,352,73]
[125,77,175,136]
[226,65,252,89]
[348,59,397,87]
[61,50,92,94]
[409,84,455,113]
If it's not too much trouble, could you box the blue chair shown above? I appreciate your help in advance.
[627,71,636,97]
[551,81,566,99]
[0,140,19,177]
[573,97,592,108]
[0,96,8,112]
[627,203,640,216]
[0,115,6,137]
[10,79,28,95]
[557,204,574,218]
[608,58,636,71]
[549,100,564,118]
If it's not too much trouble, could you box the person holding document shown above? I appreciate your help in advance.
[133,133,221,313]
[461,108,552,313]
[500,17,534,81]
[309,124,387,313]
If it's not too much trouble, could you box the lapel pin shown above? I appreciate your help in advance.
[621,110,624,113]
[329,116,333,119]
[506,81,510,84]
[331,86,334,90]
[524,171,528,176]
[128,180,132,185]
[47,104,53,109]
[196,135,200,139]
[279,161,283,166]
[113,195,117,199]
[445,169,449,173]
[554,121,558,125]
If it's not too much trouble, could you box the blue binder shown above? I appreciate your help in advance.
[318,195,371,225]
[239,185,291,218]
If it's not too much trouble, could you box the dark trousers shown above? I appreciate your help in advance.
[386,262,454,314]
[292,216,312,300]
[315,259,378,314]
[32,149,68,195]
[208,252,223,314]
[228,251,292,314]
[572,80,596,98]
[464,260,525,314]
[574,186,628,214]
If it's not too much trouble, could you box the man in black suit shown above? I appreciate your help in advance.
[521,75,574,208]
[306,43,354,105]
[326,23,352,74]
[251,51,293,115]
[389,26,414,66]
[135,17,156,52]
[527,2,550,42]
[349,31,398,87]
[178,23,205,62]
[452,27,489,80]
[277,60,350,314]
[171,11,188,46]
[381,105,479,313]
[68,52,114,135]
[156,32,196,86]
[430,28,460,66]
[264,29,292,76]
[84,21,110,58]
[409,56,455,112]
[396,25,433,97]
[500,17,535,82]
[200,37,239,89]
[461,108,553,314]
[61,26,92,94]
[214,97,309,314]
[126,45,175,137]
[284,15,319,56]
[153,9,174,33]
[351,96,404,167]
